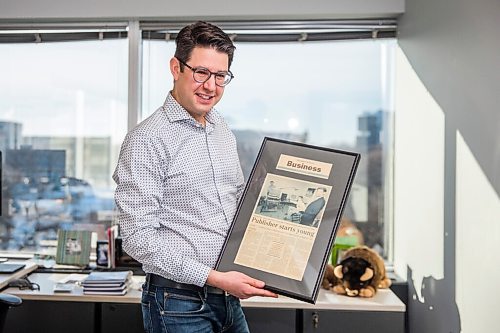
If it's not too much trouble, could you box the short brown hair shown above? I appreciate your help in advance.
[175,21,235,69]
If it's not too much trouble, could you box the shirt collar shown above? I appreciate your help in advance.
[163,92,222,126]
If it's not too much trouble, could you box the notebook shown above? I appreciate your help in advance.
[0,263,26,274]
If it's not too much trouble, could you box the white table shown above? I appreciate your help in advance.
[3,272,406,333]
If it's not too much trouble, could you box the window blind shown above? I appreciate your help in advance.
[0,22,128,43]
[141,19,397,42]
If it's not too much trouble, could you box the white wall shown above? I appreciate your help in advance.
[393,47,445,293]
[456,132,500,332]
[395,0,500,331]
[0,0,404,21]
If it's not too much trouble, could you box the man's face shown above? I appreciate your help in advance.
[170,47,229,124]
[316,189,326,198]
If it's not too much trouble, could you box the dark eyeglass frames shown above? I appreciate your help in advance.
[176,57,234,87]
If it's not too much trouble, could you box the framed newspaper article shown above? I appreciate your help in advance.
[216,137,360,303]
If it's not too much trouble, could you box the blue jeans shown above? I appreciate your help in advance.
[141,282,250,333]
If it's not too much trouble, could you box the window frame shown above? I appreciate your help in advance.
[0,20,396,262]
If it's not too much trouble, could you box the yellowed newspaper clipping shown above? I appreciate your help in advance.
[234,163,332,280]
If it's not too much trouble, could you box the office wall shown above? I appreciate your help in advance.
[394,0,500,332]
[0,0,404,21]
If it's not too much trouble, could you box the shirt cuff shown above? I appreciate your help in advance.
[184,258,212,287]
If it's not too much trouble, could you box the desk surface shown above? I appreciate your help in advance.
[4,273,143,304]
[243,288,405,312]
[0,261,38,290]
[4,272,405,312]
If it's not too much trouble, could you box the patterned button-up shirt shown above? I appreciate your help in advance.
[113,93,244,287]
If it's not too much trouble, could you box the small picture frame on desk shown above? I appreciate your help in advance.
[96,240,109,267]
[56,229,92,266]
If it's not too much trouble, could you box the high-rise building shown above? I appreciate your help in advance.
[0,121,23,154]
[357,110,383,148]
[5,148,66,184]
[22,136,112,189]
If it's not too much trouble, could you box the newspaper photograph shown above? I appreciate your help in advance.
[234,173,332,280]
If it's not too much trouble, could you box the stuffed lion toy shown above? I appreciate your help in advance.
[322,246,391,297]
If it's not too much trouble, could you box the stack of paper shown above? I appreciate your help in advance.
[82,270,133,296]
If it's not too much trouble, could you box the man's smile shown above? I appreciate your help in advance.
[196,93,215,100]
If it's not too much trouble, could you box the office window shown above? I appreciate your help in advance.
[0,22,395,260]
[142,38,396,258]
[0,39,128,251]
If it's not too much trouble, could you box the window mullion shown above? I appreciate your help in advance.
[128,20,142,131]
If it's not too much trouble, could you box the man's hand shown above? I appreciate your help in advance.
[206,270,278,299]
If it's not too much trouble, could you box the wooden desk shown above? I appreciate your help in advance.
[243,287,404,312]
[5,272,404,310]
[4,272,405,333]
[0,261,38,290]
[4,272,144,304]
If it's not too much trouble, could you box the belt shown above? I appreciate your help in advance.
[146,273,226,295]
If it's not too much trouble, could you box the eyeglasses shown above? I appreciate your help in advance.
[176,57,234,87]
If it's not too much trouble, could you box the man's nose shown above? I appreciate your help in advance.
[203,74,217,90]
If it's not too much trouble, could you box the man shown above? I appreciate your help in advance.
[260,180,280,212]
[266,180,277,197]
[113,21,276,333]
[300,187,328,227]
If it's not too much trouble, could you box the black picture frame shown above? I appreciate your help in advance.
[216,137,360,304]
[96,240,109,267]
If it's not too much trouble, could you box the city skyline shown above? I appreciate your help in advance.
[0,38,394,252]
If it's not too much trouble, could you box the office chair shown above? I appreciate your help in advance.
[0,293,22,332]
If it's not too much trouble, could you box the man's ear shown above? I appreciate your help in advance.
[170,57,181,80]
